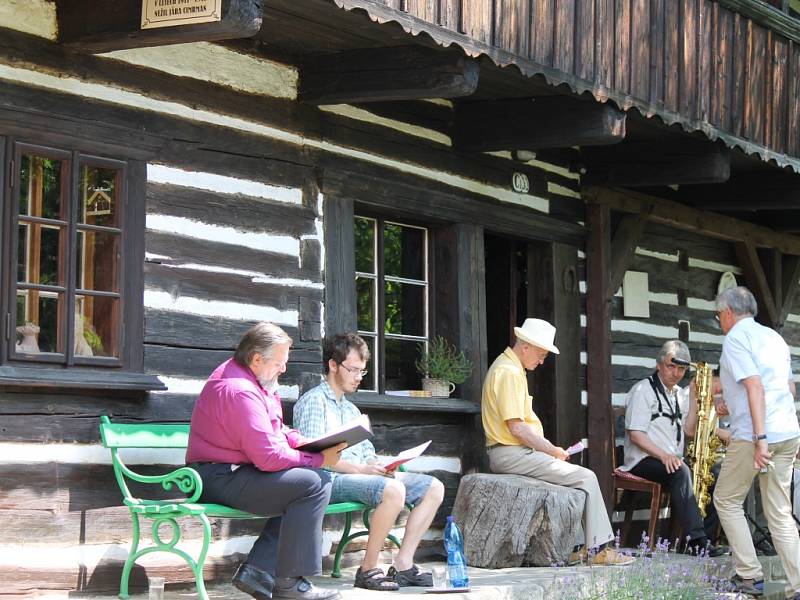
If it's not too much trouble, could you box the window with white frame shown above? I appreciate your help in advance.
[354,215,429,393]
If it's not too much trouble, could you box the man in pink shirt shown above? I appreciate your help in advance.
[187,322,344,600]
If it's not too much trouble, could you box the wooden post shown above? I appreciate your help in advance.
[528,242,582,449]
[323,195,357,335]
[585,200,614,512]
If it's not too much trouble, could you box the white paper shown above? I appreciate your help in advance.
[382,440,432,470]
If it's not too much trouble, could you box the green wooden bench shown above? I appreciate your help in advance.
[100,416,403,599]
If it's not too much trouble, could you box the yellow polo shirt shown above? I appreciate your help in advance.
[481,347,544,446]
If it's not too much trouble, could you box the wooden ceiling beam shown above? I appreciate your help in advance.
[453,97,626,153]
[582,143,730,187]
[682,173,800,210]
[57,0,262,53]
[607,214,648,300]
[299,46,479,104]
[585,186,800,256]
[734,241,780,328]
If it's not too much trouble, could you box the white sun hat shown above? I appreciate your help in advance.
[514,318,560,354]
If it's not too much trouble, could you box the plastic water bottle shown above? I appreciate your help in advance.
[444,516,469,588]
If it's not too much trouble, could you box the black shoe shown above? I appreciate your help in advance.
[387,564,433,587]
[273,576,341,600]
[730,574,764,596]
[233,563,275,600]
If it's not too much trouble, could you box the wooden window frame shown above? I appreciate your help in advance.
[354,214,431,393]
[0,135,162,391]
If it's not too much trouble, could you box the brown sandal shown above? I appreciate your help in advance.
[354,567,400,591]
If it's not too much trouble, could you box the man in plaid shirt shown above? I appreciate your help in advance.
[294,333,444,591]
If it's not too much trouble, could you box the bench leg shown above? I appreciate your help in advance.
[332,512,352,578]
[119,512,141,599]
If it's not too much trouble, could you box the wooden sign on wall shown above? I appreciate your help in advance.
[141,0,222,29]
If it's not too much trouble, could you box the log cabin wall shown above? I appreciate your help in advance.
[0,4,587,594]
[340,0,800,170]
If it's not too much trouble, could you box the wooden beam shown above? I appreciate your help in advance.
[582,144,731,187]
[607,214,648,299]
[586,186,800,256]
[57,0,261,53]
[682,172,800,210]
[585,200,614,512]
[734,241,780,328]
[299,46,479,104]
[779,255,800,328]
[453,97,626,153]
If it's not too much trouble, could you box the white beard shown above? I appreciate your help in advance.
[259,377,278,392]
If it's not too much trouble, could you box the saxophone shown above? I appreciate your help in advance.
[686,362,722,517]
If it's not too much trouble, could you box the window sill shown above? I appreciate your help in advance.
[350,392,481,414]
[0,366,166,391]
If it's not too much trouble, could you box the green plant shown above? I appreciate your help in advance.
[415,336,472,384]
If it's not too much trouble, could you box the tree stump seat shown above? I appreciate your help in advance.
[451,473,585,568]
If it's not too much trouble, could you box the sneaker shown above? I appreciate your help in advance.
[588,547,635,566]
[730,574,764,597]
[567,548,588,566]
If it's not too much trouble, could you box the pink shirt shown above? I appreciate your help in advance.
[186,358,323,471]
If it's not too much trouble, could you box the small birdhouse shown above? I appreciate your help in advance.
[85,188,112,216]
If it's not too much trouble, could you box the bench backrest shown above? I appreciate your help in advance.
[99,415,201,505]
[100,415,190,449]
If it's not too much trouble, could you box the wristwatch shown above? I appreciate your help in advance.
[752,434,767,442]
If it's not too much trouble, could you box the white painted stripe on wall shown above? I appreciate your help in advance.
[157,261,323,289]
[580,353,655,368]
[635,247,678,262]
[148,164,303,204]
[580,391,629,407]
[0,65,549,213]
[0,1,56,39]
[319,104,452,146]
[151,376,300,400]
[143,290,299,325]
[612,319,678,338]
[375,455,461,473]
[687,297,717,311]
[146,214,300,257]
[100,43,298,100]
[547,181,581,199]
[689,258,741,274]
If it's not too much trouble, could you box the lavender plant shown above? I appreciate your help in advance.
[552,534,746,600]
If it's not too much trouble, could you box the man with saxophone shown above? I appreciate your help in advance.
[619,340,727,556]
[713,286,800,599]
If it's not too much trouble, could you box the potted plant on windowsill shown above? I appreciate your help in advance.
[415,336,473,398]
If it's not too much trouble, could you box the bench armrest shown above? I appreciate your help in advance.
[114,459,203,505]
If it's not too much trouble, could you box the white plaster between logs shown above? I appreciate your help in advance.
[143,289,299,325]
[148,164,302,204]
[0,0,56,39]
[319,104,452,146]
[152,376,299,400]
[146,214,300,257]
[0,65,549,213]
[547,181,581,199]
[101,43,298,99]
[158,261,323,289]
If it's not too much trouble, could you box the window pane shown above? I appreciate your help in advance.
[384,338,421,391]
[75,295,119,358]
[358,334,377,392]
[383,223,425,280]
[356,276,376,332]
[18,224,62,286]
[17,224,28,283]
[15,291,61,354]
[354,216,375,273]
[80,164,119,227]
[384,281,426,336]
[20,154,63,219]
[76,230,119,292]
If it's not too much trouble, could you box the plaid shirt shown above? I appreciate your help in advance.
[293,380,377,477]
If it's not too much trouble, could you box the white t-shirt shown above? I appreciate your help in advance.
[620,374,690,471]
[719,317,800,443]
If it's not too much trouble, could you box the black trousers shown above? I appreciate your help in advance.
[193,463,332,577]
[630,457,712,544]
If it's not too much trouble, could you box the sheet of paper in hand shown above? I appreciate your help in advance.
[567,439,587,456]
[382,440,432,471]
[296,414,373,453]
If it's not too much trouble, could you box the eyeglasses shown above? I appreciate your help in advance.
[667,363,688,372]
[339,363,368,377]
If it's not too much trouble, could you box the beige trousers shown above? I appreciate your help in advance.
[488,444,615,549]
[713,437,800,598]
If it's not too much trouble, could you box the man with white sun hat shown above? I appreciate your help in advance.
[481,318,634,566]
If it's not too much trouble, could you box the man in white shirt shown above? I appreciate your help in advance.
[620,340,726,556]
[713,286,800,599]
